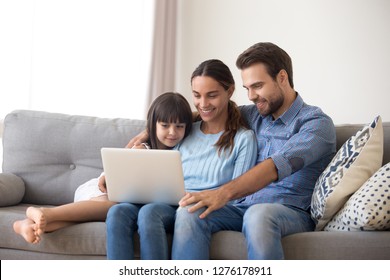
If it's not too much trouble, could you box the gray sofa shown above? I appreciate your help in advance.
[1,109,390,260]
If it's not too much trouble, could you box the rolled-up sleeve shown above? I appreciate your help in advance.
[270,114,336,181]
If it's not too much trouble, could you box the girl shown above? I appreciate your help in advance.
[106,59,258,259]
[13,92,193,244]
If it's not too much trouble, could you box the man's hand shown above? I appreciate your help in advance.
[126,130,149,148]
[98,175,107,193]
[179,159,278,219]
[179,188,230,219]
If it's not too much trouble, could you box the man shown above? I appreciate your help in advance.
[172,42,336,259]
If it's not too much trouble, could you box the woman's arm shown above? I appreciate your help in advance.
[125,130,149,148]
[230,129,257,180]
[125,110,199,148]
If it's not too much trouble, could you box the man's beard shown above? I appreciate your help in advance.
[257,95,284,117]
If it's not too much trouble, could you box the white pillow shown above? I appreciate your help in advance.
[311,116,383,230]
[324,162,390,231]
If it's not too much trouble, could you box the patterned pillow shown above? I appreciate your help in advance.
[324,163,390,231]
[311,116,383,230]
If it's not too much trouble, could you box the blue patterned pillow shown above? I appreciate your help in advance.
[324,162,390,231]
[311,116,383,230]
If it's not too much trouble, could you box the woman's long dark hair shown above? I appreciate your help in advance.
[191,59,248,155]
[146,92,193,149]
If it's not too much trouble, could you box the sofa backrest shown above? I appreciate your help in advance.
[2,110,390,206]
[335,121,390,164]
[2,110,146,205]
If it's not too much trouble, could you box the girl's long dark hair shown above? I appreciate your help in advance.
[147,92,193,149]
[191,59,248,155]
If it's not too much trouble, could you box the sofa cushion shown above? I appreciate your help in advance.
[311,116,384,230]
[324,162,390,231]
[0,204,108,257]
[0,173,25,206]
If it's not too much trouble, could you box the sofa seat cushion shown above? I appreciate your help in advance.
[282,231,390,259]
[210,231,248,260]
[0,204,108,257]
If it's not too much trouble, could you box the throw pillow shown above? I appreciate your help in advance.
[311,116,384,230]
[0,173,25,206]
[324,162,390,231]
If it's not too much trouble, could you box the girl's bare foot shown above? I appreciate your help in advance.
[13,219,41,244]
[26,206,47,235]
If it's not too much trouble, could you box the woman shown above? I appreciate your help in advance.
[106,59,258,259]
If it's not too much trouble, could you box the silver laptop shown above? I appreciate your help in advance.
[101,147,185,205]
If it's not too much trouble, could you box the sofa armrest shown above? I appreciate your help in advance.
[0,173,25,206]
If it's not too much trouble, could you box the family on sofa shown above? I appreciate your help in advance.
[11,42,386,260]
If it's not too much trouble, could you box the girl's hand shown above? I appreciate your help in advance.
[98,175,107,193]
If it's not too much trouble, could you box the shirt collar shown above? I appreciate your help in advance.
[273,92,303,125]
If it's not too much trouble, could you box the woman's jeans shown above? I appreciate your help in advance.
[106,202,176,260]
[172,203,315,260]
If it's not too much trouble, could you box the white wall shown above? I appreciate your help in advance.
[175,0,390,125]
[1,0,389,125]
[0,0,153,120]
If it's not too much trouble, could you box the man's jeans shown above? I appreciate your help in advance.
[106,202,176,260]
[172,203,315,260]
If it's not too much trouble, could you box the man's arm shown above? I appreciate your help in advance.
[179,158,278,218]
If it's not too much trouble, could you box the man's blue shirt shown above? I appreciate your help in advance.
[237,94,336,211]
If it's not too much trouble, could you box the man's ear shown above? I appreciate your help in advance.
[278,70,289,85]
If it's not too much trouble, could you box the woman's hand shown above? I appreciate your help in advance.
[125,130,149,148]
[132,143,148,149]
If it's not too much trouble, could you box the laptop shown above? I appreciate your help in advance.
[101,147,185,205]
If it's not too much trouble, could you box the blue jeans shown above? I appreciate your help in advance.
[106,202,176,260]
[106,203,142,260]
[172,203,315,260]
[138,203,176,260]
